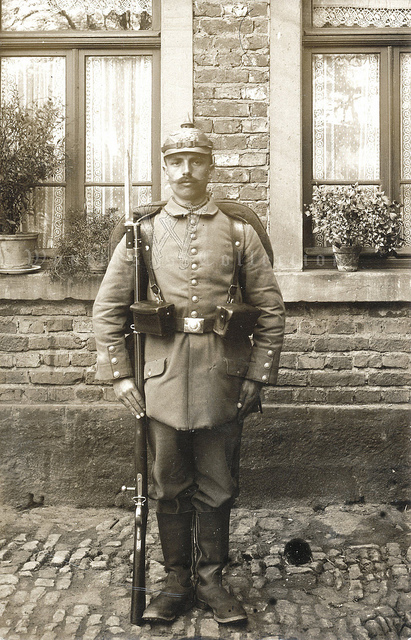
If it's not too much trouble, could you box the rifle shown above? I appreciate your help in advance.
[121,156,148,626]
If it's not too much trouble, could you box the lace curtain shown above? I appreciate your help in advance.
[313,0,411,28]
[313,53,380,182]
[85,55,152,216]
[401,53,411,246]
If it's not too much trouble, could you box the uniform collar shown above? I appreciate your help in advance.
[163,195,218,217]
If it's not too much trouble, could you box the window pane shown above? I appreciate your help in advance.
[313,1,411,28]
[31,186,66,249]
[86,55,152,185]
[313,54,380,182]
[1,0,152,31]
[1,57,65,248]
[85,186,152,215]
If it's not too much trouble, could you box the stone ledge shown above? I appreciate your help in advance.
[1,269,410,302]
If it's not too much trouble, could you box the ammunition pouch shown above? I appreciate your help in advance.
[130,301,175,337]
[213,303,261,340]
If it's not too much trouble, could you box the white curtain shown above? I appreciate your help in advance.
[313,53,380,182]
[85,55,152,215]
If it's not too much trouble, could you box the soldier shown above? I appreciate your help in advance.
[93,123,285,624]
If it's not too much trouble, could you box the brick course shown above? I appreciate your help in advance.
[0,300,409,407]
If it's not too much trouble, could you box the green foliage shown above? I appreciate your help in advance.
[305,183,404,255]
[0,90,65,234]
[49,208,119,282]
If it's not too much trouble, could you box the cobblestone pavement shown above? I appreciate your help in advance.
[0,501,410,640]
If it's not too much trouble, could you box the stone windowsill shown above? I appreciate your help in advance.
[0,269,410,303]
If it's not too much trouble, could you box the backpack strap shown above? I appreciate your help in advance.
[216,199,274,266]
[109,202,165,259]
[227,219,245,303]
[139,215,165,302]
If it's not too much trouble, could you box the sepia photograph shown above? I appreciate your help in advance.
[0,1,410,639]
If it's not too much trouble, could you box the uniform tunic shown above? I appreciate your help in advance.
[93,197,285,431]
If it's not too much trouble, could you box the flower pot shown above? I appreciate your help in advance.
[332,245,361,272]
[88,254,108,274]
[0,233,39,273]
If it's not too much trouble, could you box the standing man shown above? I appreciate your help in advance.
[93,123,285,624]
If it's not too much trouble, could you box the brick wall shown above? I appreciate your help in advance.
[269,303,411,407]
[0,299,409,506]
[194,1,270,222]
[1,301,409,410]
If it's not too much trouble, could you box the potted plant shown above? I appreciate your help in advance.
[0,90,65,273]
[305,183,404,271]
[49,207,119,282]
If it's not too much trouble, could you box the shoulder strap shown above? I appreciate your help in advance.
[216,199,274,266]
[227,219,244,303]
[109,201,165,259]
[139,216,164,302]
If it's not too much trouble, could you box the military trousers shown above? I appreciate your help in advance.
[147,418,244,514]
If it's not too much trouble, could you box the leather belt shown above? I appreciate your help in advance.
[175,317,215,334]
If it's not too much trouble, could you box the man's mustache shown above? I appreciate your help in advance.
[178,177,197,184]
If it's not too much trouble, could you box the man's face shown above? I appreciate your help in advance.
[163,152,213,204]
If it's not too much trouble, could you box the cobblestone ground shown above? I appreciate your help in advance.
[0,502,410,640]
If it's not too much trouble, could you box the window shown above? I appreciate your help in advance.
[303,0,411,258]
[0,0,160,251]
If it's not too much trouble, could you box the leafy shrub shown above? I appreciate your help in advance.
[0,91,65,234]
[305,183,404,255]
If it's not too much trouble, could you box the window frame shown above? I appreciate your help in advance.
[302,1,411,259]
[0,1,161,252]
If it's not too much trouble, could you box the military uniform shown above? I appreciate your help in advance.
[92,123,285,624]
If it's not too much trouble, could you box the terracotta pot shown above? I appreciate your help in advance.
[0,233,39,271]
[88,254,108,274]
[332,245,361,272]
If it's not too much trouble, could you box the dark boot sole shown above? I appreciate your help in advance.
[142,596,194,623]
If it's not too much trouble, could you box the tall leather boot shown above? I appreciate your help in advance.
[195,508,247,624]
[142,511,195,622]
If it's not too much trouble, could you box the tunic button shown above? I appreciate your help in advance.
[235,240,241,247]
[108,346,115,352]
[111,357,118,364]
[191,263,198,270]
[190,248,197,255]
[262,374,268,382]
[191,311,198,318]
[267,350,273,356]
[145,245,150,251]
[113,371,120,378]
[147,370,151,377]
[191,278,198,286]
[192,295,199,303]
[264,362,270,369]
[190,233,196,239]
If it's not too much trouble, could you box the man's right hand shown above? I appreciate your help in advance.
[112,377,146,419]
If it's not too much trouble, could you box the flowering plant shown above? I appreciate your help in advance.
[305,183,404,255]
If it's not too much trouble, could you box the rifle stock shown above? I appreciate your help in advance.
[126,218,148,625]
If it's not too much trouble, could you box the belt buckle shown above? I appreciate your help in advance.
[183,317,204,334]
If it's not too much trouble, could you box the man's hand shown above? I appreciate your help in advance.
[237,379,264,420]
[113,377,145,419]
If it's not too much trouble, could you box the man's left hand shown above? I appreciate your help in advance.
[237,379,264,420]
